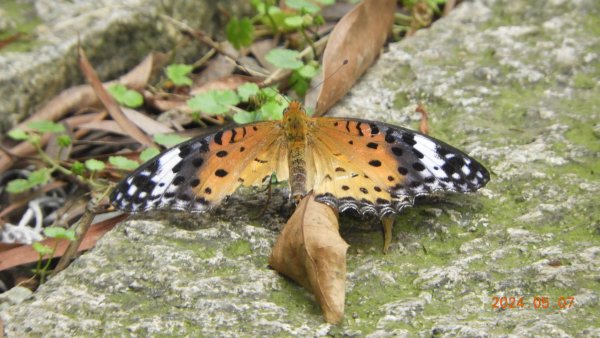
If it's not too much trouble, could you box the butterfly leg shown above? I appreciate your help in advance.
[255,178,274,219]
[381,216,396,254]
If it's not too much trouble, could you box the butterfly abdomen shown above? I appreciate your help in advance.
[283,102,312,202]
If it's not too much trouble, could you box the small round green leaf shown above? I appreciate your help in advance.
[109,156,139,171]
[7,128,28,141]
[226,17,255,49]
[284,16,304,28]
[153,134,190,147]
[298,64,318,78]
[32,242,53,257]
[71,161,85,175]
[43,226,76,241]
[107,84,144,108]
[233,110,257,124]
[188,90,240,115]
[6,179,31,193]
[140,147,160,162]
[290,72,310,96]
[28,168,51,186]
[237,83,260,101]
[265,48,303,70]
[27,120,65,133]
[259,101,286,121]
[57,134,72,148]
[85,159,105,171]
[166,64,193,86]
[285,0,320,13]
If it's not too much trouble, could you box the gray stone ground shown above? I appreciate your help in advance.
[0,0,250,132]
[2,0,600,336]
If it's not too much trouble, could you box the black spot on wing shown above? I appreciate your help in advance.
[214,131,223,145]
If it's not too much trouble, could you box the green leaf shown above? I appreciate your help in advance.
[4,171,50,194]
[153,134,190,147]
[57,134,72,148]
[140,147,160,162]
[297,64,318,78]
[226,17,255,49]
[28,168,51,186]
[27,120,65,133]
[233,110,257,124]
[259,101,286,120]
[85,159,105,171]
[71,161,85,175]
[166,64,193,86]
[215,90,241,106]
[290,72,310,96]
[7,128,28,140]
[315,0,334,4]
[28,133,41,146]
[32,242,53,257]
[43,226,76,241]
[109,156,139,171]
[187,90,240,115]
[283,15,304,28]
[237,82,260,101]
[285,0,320,13]
[107,84,144,108]
[6,178,30,193]
[265,48,303,70]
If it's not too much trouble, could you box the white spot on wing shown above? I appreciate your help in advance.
[127,185,137,196]
[413,135,448,178]
[149,148,181,198]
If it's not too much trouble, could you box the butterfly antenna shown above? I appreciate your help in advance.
[311,59,348,91]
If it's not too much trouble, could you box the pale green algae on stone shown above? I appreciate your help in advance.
[2,0,600,336]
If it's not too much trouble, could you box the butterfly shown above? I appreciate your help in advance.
[111,101,489,218]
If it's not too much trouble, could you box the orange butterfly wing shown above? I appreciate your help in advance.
[111,122,288,213]
[308,117,489,217]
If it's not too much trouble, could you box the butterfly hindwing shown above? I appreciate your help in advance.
[111,121,286,213]
[311,118,490,217]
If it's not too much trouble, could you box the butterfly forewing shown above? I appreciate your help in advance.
[111,121,285,213]
[311,118,490,217]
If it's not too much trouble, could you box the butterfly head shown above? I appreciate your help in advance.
[282,100,311,141]
[283,100,305,116]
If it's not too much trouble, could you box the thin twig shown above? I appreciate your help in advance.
[443,0,457,16]
[50,187,112,277]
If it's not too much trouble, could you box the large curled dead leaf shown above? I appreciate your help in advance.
[269,194,348,324]
[78,47,154,148]
[307,0,395,116]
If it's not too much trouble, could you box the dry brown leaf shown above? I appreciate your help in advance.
[309,0,395,116]
[0,213,126,272]
[443,0,457,16]
[14,53,164,132]
[78,47,154,147]
[191,75,262,96]
[194,42,240,88]
[122,108,174,135]
[269,194,348,324]
[250,39,278,72]
[119,52,169,91]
